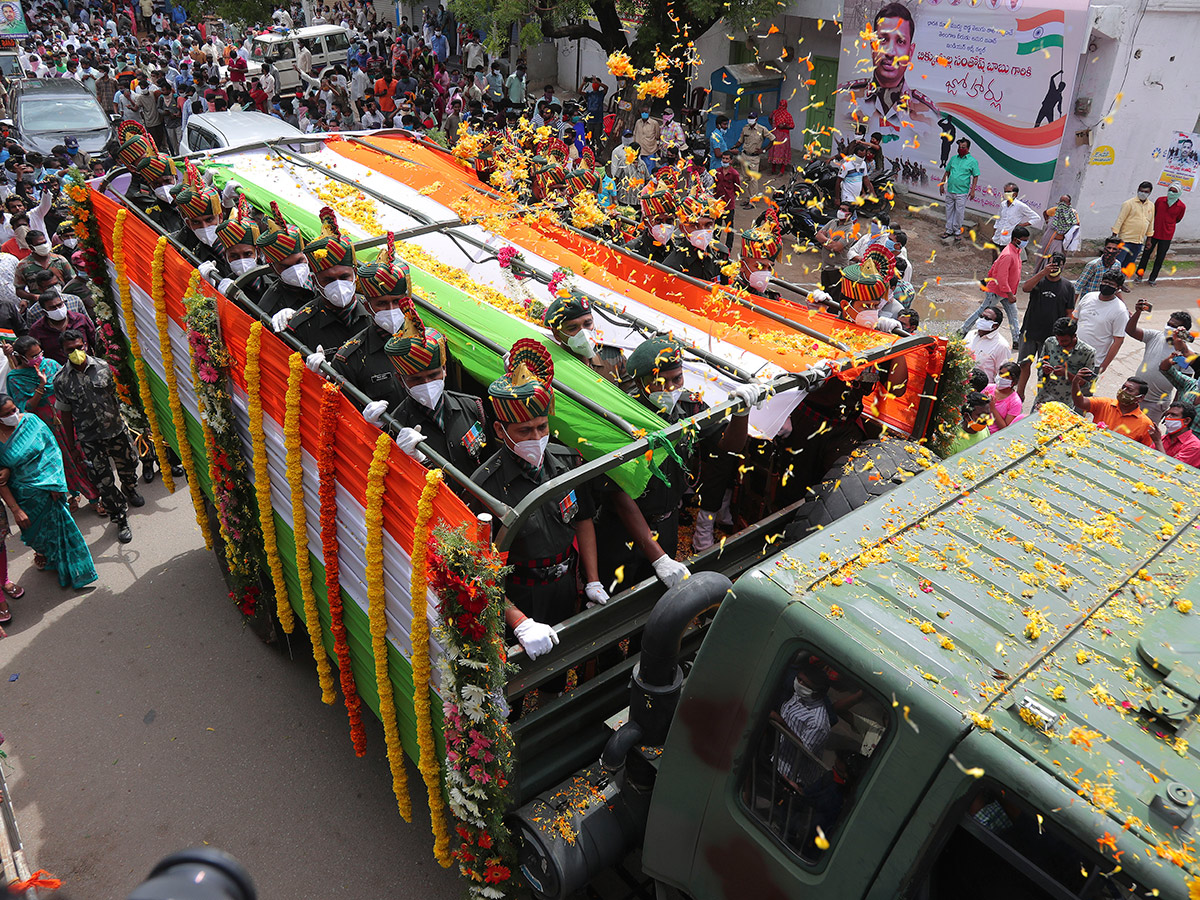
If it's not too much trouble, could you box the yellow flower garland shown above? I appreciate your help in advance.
[366,433,412,822]
[285,353,335,703]
[411,468,452,867]
[246,322,294,633]
[152,248,214,552]
[113,209,174,495]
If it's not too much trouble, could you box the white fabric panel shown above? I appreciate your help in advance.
[114,264,444,686]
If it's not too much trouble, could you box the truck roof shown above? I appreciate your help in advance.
[762,404,1200,885]
[252,24,349,42]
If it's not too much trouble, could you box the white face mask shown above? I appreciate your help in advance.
[154,184,173,202]
[13,226,28,242]
[1138,191,1151,201]
[650,223,675,243]
[45,305,68,321]
[193,224,218,246]
[566,328,597,358]
[650,388,683,415]
[996,376,1013,389]
[747,270,772,291]
[509,433,549,467]
[793,682,816,702]
[687,228,713,249]
[373,306,406,334]
[0,412,19,427]
[31,242,49,257]
[1166,326,1180,338]
[1164,417,1186,435]
[62,236,77,248]
[977,319,999,333]
[322,278,357,308]
[280,261,310,287]
[229,256,257,275]
[407,377,444,410]
[836,210,849,221]
[854,309,879,328]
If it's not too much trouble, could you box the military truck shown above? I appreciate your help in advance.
[512,408,1200,900]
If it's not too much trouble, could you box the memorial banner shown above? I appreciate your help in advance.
[1152,131,1200,193]
[836,0,1090,214]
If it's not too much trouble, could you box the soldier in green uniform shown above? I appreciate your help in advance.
[53,329,145,544]
[471,338,606,659]
[213,197,268,307]
[543,290,632,392]
[287,206,369,370]
[596,335,765,579]
[662,192,727,282]
[332,235,411,420]
[737,221,782,298]
[255,202,314,322]
[171,162,227,272]
[625,187,678,264]
[128,151,184,235]
[381,300,490,474]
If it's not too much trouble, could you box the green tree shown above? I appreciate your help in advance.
[450,0,783,65]
[180,0,276,26]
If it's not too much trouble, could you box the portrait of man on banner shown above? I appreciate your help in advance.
[838,2,940,135]
[0,1,28,34]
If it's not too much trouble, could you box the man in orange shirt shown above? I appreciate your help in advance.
[1070,370,1156,447]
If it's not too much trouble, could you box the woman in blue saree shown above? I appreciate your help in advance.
[0,394,97,591]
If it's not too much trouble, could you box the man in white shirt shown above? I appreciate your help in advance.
[836,142,872,204]
[297,42,312,77]
[991,181,1038,262]
[1074,272,1129,375]
[965,306,1010,383]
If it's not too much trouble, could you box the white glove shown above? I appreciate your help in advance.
[728,383,769,416]
[217,277,235,295]
[362,400,389,426]
[220,179,242,205]
[514,617,559,659]
[809,288,832,306]
[394,425,427,460]
[305,345,325,372]
[652,554,691,588]
[807,361,835,384]
[584,581,609,606]
[198,260,219,285]
[271,307,297,332]
[876,316,906,335]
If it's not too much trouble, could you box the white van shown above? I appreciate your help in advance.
[250,25,352,94]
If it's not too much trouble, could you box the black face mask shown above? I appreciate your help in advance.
[1099,284,1118,297]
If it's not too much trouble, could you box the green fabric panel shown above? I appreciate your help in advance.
[141,369,444,762]
[204,163,665,496]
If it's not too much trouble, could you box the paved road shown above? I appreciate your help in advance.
[0,480,463,899]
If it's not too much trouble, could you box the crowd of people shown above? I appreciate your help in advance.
[0,0,1195,659]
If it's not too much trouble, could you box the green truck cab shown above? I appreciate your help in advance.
[515,407,1200,900]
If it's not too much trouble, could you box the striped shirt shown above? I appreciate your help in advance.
[775,693,831,787]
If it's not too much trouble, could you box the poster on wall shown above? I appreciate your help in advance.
[1151,132,1200,192]
[0,0,28,35]
[835,0,1090,215]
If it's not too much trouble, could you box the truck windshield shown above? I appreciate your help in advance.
[19,96,107,133]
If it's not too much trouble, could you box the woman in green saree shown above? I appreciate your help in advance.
[0,394,97,593]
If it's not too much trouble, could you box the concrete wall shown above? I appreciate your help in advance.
[1053,0,1200,241]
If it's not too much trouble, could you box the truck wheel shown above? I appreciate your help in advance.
[784,439,929,543]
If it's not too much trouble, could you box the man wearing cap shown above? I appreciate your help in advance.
[598,334,764,572]
[127,151,184,234]
[379,301,490,473]
[214,199,267,305]
[738,224,781,297]
[544,290,632,392]
[626,187,677,264]
[171,164,227,272]
[663,193,727,282]
[472,338,604,660]
[255,201,313,321]
[287,206,369,371]
[61,135,92,172]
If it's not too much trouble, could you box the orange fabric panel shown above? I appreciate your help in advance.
[91,191,475,548]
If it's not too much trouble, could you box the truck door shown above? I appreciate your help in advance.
[267,40,298,92]
[643,618,957,900]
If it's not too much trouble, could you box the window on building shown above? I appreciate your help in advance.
[740,648,891,863]
[919,785,1136,899]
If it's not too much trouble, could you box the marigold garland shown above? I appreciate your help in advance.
[246,321,294,634]
[366,433,412,822]
[286,353,336,704]
[412,468,453,867]
[319,381,366,756]
[113,209,173,492]
[146,237,178,495]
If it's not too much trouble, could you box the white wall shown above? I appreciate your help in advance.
[1053,1,1200,240]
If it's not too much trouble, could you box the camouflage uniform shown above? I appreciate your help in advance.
[52,355,140,522]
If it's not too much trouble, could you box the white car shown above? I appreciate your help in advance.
[179,110,311,155]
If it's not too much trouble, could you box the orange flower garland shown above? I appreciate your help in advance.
[318,381,366,756]
[366,433,412,822]
[411,468,452,866]
[286,353,336,704]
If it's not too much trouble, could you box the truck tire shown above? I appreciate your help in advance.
[784,439,929,543]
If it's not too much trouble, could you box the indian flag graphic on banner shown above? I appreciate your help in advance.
[1016,10,1065,55]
